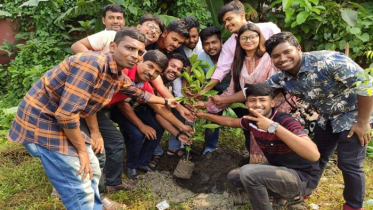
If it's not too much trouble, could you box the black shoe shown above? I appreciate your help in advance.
[138,165,155,172]
[125,167,138,179]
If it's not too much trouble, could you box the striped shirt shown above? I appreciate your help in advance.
[240,110,320,189]
[7,51,152,156]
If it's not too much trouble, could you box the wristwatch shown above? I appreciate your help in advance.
[267,122,279,134]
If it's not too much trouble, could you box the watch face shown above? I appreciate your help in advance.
[267,123,278,134]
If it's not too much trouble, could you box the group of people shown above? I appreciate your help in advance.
[6,0,373,210]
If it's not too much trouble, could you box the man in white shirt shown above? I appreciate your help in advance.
[182,16,203,58]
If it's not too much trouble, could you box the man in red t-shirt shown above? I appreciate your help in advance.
[108,50,193,180]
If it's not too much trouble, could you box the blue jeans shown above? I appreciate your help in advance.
[203,127,220,154]
[24,143,102,210]
[239,164,311,210]
[313,122,366,209]
[111,105,164,169]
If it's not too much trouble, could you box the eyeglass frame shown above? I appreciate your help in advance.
[146,22,162,35]
[239,34,259,43]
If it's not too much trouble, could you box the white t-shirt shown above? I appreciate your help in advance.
[87,30,117,53]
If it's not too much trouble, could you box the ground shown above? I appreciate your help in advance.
[0,132,373,210]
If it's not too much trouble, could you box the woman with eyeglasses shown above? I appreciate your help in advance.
[197,23,291,163]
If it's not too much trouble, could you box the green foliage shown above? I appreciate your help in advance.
[266,0,373,64]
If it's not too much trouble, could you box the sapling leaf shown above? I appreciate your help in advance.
[200,61,210,69]
[191,60,202,71]
[204,80,216,89]
[189,54,198,65]
[197,66,205,83]
[223,107,238,118]
[174,97,184,102]
[203,124,220,129]
[229,103,247,109]
[206,65,217,79]
[193,136,205,142]
[202,90,219,96]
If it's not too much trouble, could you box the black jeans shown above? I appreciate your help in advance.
[313,121,366,209]
[111,105,165,169]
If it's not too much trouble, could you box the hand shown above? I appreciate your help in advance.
[167,98,179,108]
[139,124,157,140]
[179,105,195,122]
[77,151,93,180]
[195,110,205,118]
[178,133,192,145]
[194,101,206,109]
[348,122,372,146]
[243,108,274,131]
[91,132,104,154]
[180,124,194,136]
[209,95,224,105]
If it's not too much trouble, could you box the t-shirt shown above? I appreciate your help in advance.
[87,30,116,53]
[107,64,154,106]
[240,110,320,189]
[183,38,203,58]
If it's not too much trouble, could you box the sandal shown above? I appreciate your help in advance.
[149,155,162,169]
[272,196,304,209]
[166,148,189,159]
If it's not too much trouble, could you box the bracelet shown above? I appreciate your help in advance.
[164,98,169,108]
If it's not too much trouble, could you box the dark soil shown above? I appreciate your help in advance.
[156,147,243,194]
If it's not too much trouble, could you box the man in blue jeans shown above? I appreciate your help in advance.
[264,32,373,210]
[196,83,321,209]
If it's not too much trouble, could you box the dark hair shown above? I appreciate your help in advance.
[232,23,266,93]
[265,32,299,56]
[166,20,190,39]
[143,50,169,71]
[102,4,124,17]
[114,27,146,45]
[218,0,244,24]
[181,16,200,31]
[167,53,188,69]
[139,13,165,33]
[199,26,221,42]
[244,83,274,99]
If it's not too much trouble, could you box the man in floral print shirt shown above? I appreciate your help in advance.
[264,32,373,210]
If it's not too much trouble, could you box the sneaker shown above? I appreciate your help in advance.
[106,180,139,193]
[102,197,127,210]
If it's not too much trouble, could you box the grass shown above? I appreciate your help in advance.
[1,130,373,210]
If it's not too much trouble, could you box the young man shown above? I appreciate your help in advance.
[181,16,203,57]
[203,0,280,92]
[7,28,177,209]
[197,26,230,154]
[108,50,193,179]
[71,13,164,53]
[197,83,321,209]
[264,32,373,210]
[101,4,125,31]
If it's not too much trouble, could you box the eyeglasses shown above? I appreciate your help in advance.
[147,22,162,35]
[240,34,259,42]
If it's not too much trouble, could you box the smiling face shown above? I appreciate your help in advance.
[239,30,260,56]
[202,34,222,57]
[110,36,145,70]
[222,11,246,34]
[161,31,186,52]
[162,58,184,82]
[136,60,163,82]
[270,42,302,76]
[102,11,125,31]
[184,27,199,49]
[137,21,162,46]
[245,95,275,118]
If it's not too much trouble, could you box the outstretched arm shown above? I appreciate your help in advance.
[196,110,241,128]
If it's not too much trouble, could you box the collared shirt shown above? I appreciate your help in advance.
[265,51,373,133]
[7,52,151,156]
[106,64,155,106]
[211,21,281,82]
[183,38,203,58]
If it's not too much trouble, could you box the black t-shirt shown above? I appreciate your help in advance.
[240,110,321,189]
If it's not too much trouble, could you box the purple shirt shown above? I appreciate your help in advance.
[211,22,281,82]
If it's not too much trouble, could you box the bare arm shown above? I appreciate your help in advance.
[63,127,92,180]
[348,95,373,146]
[71,38,94,53]
[85,114,104,154]
[196,111,241,128]
[116,101,157,140]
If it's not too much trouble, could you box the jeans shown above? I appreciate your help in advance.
[203,126,220,154]
[313,122,366,209]
[111,105,164,169]
[239,164,310,210]
[24,143,102,210]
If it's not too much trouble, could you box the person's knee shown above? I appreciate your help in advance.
[227,168,243,187]
[239,164,261,185]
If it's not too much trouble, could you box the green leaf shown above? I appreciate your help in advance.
[350,27,361,35]
[202,124,220,129]
[181,71,192,84]
[284,8,295,23]
[193,136,205,142]
[357,33,369,42]
[301,24,310,33]
[202,90,218,96]
[339,40,347,49]
[308,0,319,5]
[282,0,294,10]
[223,107,237,118]
[291,21,299,28]
[229,103,247,109]
[0,10,11,16]
[270,0,282,8]
[191,60,202,71]
[189,54,198,65]
[205,65,216,79]
[340,9,358,26]
[296,12,309,25]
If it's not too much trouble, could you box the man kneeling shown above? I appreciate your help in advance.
[196,83,321,209]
